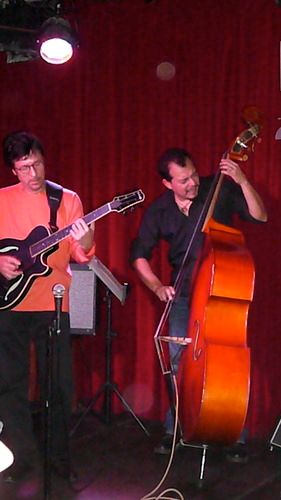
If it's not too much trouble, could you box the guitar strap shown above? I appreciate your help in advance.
[45,180,63,233]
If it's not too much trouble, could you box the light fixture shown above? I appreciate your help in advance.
[0,441,14,472]
[0,421,14,472]
[0,1,79,64]
[37,16,78,65]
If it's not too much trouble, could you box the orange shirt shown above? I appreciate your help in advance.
[0,182,95,312]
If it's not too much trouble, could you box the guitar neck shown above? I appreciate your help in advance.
[31,202,112,258]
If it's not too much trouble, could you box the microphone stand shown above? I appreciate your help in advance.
[43,284,65,500]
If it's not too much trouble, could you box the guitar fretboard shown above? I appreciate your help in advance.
[31,203,112,257]
[29,188,144,258]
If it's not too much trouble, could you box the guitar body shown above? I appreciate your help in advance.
[0,189,145,311]
[0,226,56,310]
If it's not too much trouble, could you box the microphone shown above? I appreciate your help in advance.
[52,283,65,334]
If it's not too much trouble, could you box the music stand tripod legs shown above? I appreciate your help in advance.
[70,288,149,437]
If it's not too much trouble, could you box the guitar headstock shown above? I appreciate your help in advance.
[111,189,145,213]
[228,106,263,162]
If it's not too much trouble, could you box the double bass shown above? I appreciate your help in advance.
[178,107,263,446]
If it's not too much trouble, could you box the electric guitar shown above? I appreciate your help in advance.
[0,189,145,311]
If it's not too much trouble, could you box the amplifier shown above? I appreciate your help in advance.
[69,263,97,335]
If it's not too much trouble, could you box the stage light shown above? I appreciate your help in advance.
[38,16,78,65]
[0,441,14,472]
[0,421,14,472]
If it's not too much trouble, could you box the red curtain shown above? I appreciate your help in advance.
[0,0,280,438]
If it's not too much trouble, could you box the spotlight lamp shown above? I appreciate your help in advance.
[37,17,78,65]
[0,421,14,472]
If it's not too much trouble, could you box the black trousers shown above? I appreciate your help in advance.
[0,310,73,468]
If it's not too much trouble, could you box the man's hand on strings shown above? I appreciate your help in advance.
[154,284,176,302]
[0,255,22,280]
[70,218,95,251]
[219,158,247,186]
[219,157,267,221]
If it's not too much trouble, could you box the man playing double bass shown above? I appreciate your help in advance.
[130,147,267,457]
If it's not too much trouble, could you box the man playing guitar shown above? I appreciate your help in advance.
[0,130,95,483]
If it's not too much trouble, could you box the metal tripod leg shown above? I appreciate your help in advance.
[70,288,149,437]
[108,383,149,435]
[70,383,106,437]
[199,444,208,485]
[70,380,149,437]
[184,442,208,486]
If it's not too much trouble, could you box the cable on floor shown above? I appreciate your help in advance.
[140,374,186,500]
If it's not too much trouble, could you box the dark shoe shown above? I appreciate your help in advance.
[225,444,249,464]
[154,433,179,455]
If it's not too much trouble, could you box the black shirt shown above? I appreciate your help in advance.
[130,175,259,296]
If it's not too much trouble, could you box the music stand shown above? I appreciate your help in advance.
[70,256,149,437]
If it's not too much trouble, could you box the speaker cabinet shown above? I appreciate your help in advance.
[270,419,281,448]
[69,263,96,335]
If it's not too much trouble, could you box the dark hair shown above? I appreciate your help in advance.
[3,130,45,168]
[157,147,194,181]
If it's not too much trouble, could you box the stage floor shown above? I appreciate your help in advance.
[1,409,281,499]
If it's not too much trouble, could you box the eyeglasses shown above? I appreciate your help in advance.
[14,160,44,174]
